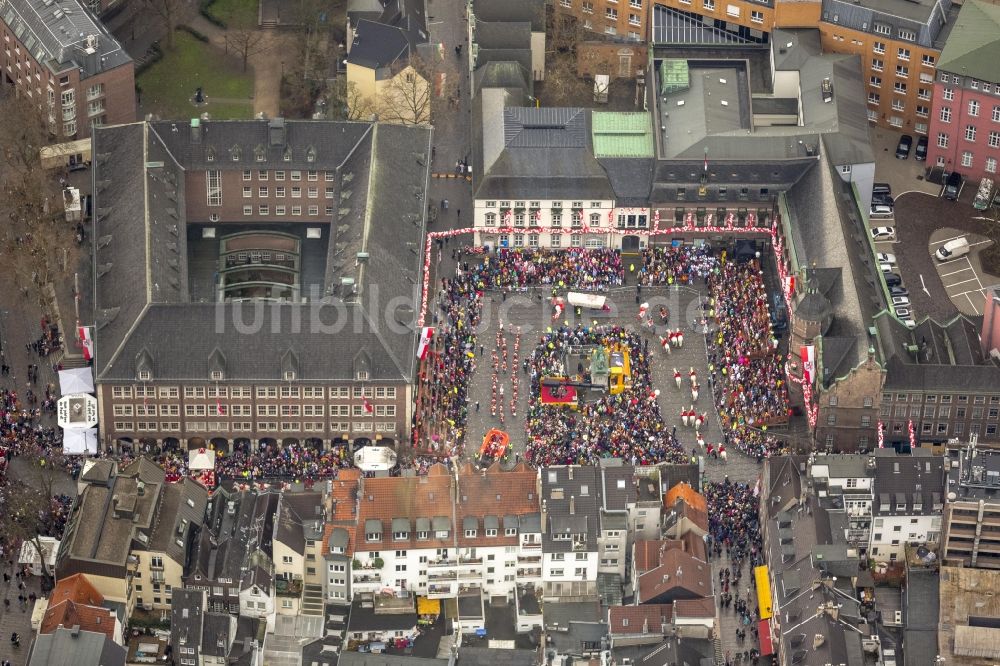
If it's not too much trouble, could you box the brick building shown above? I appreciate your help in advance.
[554,0,649,42]
[89,119,432,452]
[925,0,1000,179]
[0,0,135,139]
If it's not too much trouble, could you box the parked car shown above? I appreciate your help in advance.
[935,236,970,261]
[871,227,896,241]
[871,202,894,218]
[915,135,928,161]
[892,296,911,307]
[877,253,897,264]
[873,183,892,197]
[879,263,894,273]
[889,286,908,297]
[895,134,913,159]
[884,273,903,287]
[895,307,911,318]
[943,171,963,200]
[902,318,916,329]
[872,193,894,206]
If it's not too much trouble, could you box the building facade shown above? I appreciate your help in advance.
[925,0,1000,179]
[554,0,649,42]
[0,0,135,139]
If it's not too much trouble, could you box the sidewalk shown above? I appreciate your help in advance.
[0,566,48,666]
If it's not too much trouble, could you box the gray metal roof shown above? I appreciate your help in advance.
[541,466,601,551]
[2,0,132,78]
[93,121,431,385]
[29,626,126,666]
[872,452,946,517]
[471,0,544,32]
[473,61,531,97]
[504,107,589,149]
[346,0,428,70]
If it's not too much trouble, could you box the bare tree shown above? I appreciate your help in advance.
[226,16,268,73]
[376,53,459,126]
[327,77,375,121]
[0,94,73,312]
[0,446,71,579]
[143,0,190,50]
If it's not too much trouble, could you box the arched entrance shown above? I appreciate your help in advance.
[163,437,180,452]
[188,436,207,450]
[234,437,252,454]
[115,436,134,454]
[210,437,229,453]
[304,437,324,450]
[354,437,372,449]
[282,437,300,448]
[621,235,641,254]
[374,436,395,447]
[259,437,278,450]
[139,437,158,454]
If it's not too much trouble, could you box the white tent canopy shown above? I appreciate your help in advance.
[63,427,98,455]
[58,367,94,395]
[189,448,216,470]
[354,446,397,472]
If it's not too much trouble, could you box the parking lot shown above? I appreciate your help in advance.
[874,191,999,321]
[929,230,994,315]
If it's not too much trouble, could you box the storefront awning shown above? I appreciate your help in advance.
[758,619,774,657]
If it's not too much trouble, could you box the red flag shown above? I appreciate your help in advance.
[363,397,373,414]
[78,326,94,360]
[216,398,225,415]
[703,149,709,174]
[417,327,435,361]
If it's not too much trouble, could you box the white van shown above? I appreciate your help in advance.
[935,236,970,261]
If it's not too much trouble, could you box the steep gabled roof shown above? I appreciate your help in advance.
[936,0,1000,83]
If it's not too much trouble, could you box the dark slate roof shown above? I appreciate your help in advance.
[475,20,531,50]
[476,48,533,80]
[347,598,418,631]
[28,626,127,666]
[170,589,205,661]
[872,451,946,517]
[151,119,373,171]
[457,647,537,666]
[93,121,430,384]
[541,466,601,551]
[148,478,208,566]
[275,492,325,555]
[471,0,544,32]
[201,612,235,658]
[3,0,132,78]
[904,569,939,631]
[504,107,589,148]
[347,0,428,70]
[473,61,531,96]
[875,310,1000,392]
[599,158,655,205]
[339,653,449,666]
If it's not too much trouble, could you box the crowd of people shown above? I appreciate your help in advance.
[706,478,766,666]
[468,248,624,291]
[706,261,789,459]
[524,325,687,466]
[411,273,484,457]
[636,245,720,286]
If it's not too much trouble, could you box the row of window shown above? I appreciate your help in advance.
[881,393,1000,404]
[112,385,396,399]
[113,404,396,417]
[936,126,1000,146]
[939,71,1000,96]
[489,233,608,249]
[482,200,605,209]
[938,98,1000,122]
[111,421,397,433]
[243,169,333,182]
[242,186,332,199]
[242,204,327,217]
[880,405,1000,420]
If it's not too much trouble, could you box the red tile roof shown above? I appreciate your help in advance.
[674,597,717,619]
[634,540,683,574]
[40,600,116,641]
[637,548,712,604]
[456,462,539,548]
[670,498,709,533]
[49,573,104,607]
[608,604,673,635]
[354,464,455,552]
[665,482,707,514]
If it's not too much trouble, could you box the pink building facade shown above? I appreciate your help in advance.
[926,71,1000,181]
[925,0,1000,182]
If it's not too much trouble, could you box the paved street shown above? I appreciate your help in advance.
[0,565,48,666]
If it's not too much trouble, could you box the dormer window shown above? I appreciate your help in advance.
[231,145,242,161]
[206,147,216,162]
[138,370,151,381]
[417,531,429,540]
[211,370,223,381]
[284,371,296,381]
[306,146,317,162]
[505,527,517,537]
[254,145,266,162]
[367,532,381,542]
[283,146,292,162]
[393,531,408,540]
[486,528,497,537]
[356,371,369,381]
[465,529,477,538]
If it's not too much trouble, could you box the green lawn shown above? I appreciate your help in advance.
[137,31,254,120]
[205,0,258,26]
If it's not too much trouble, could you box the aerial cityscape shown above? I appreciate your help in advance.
[0,0,999,664]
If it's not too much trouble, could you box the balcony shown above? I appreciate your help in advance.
[520,542,541,550]
[427,571,457,582]
[427,558,458,568]
[457,569,483,582]
[516,567,542,579]
[275,578,303,597]
[353,579,384,593]
[458,556,483,566]
[62,107,76,121]
[427,583,456,599]
[517,554,542,564]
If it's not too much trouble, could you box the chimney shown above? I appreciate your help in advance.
[570,496,575,515]
[568,466,574,480]
[269,118,286,147]
[190,117,202,143]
